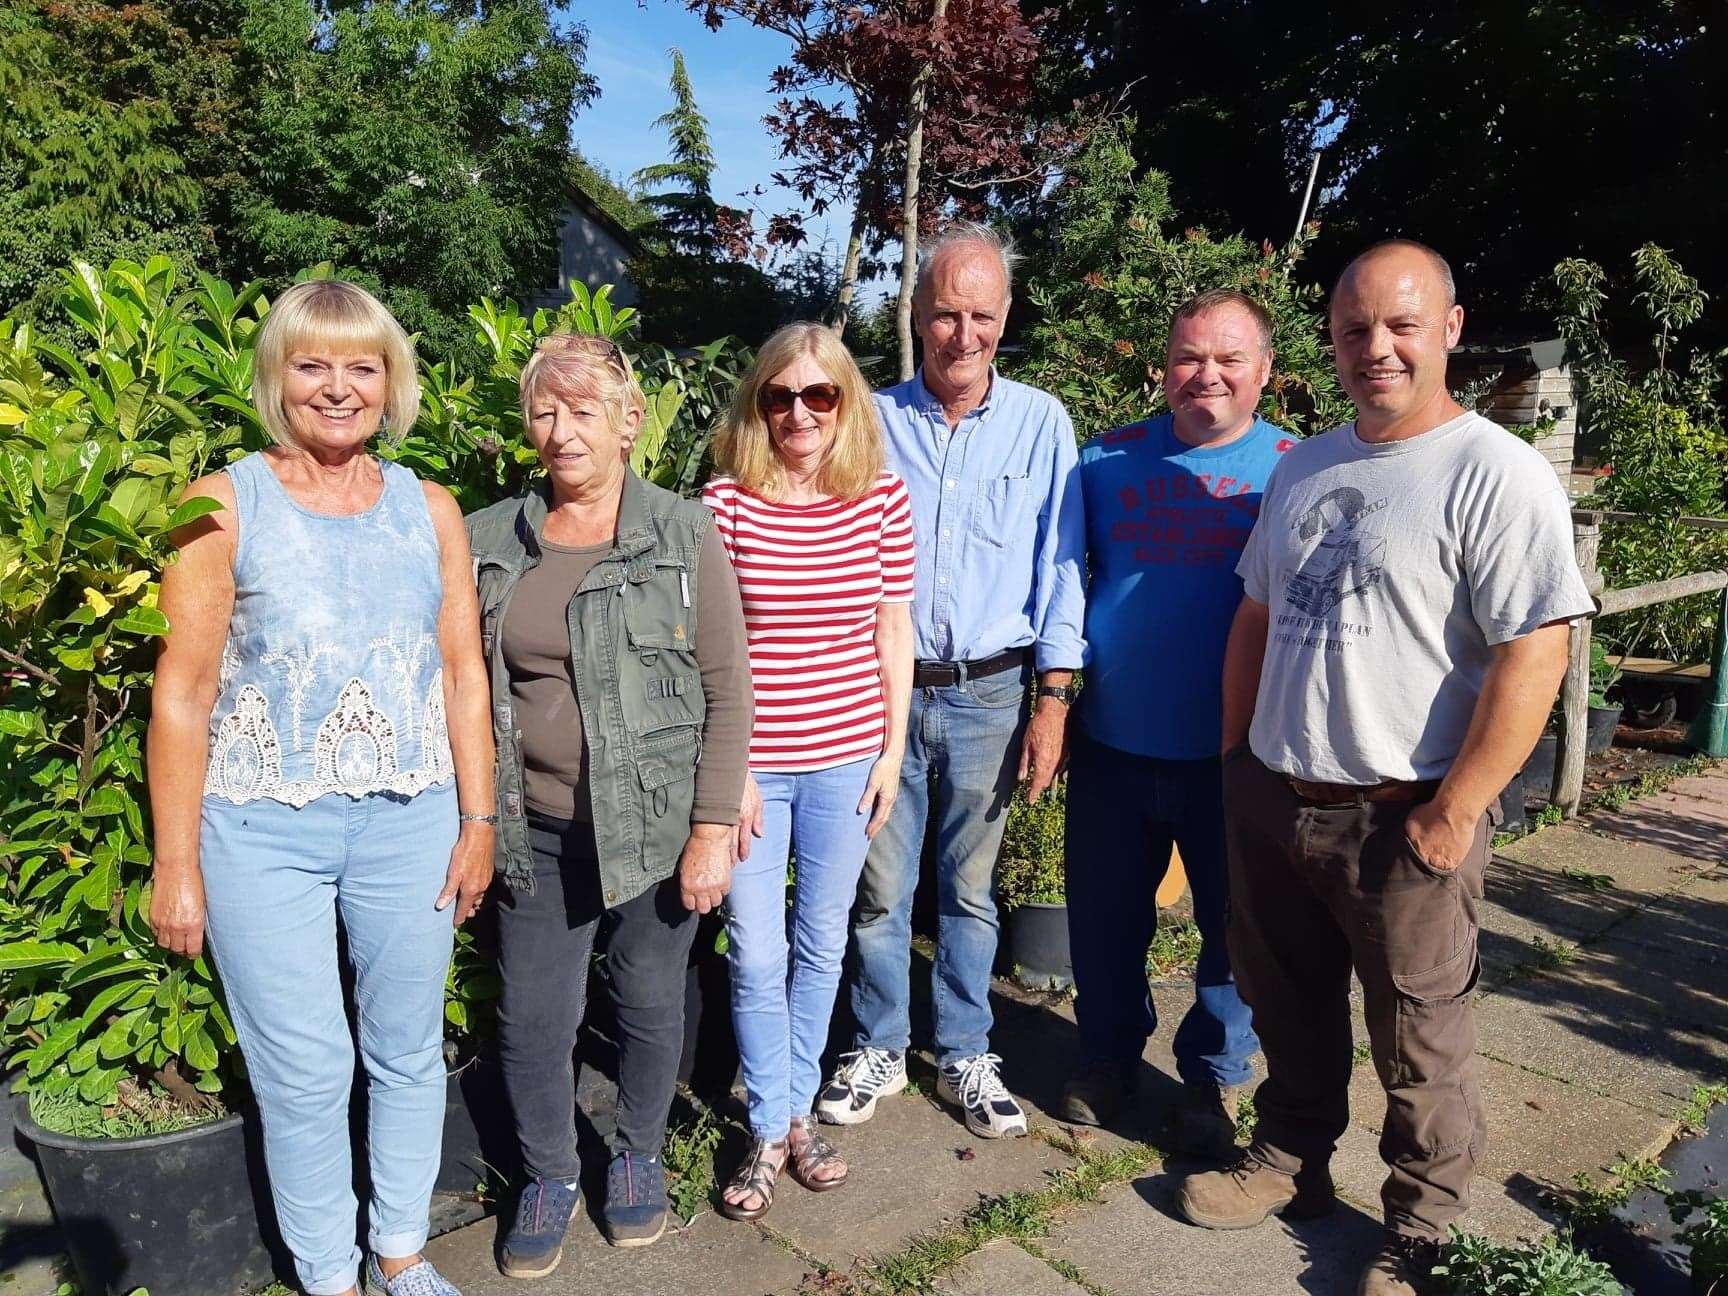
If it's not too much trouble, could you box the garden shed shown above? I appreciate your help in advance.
[1448,337,1578,479]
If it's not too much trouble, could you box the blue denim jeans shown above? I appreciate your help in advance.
[201,784,457,1296]
[848,668,1028,1066]
[1064,729,1258,1088]
[727,757,875,1139]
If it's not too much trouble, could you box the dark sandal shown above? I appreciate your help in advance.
[719,1137,785,1221]
[787,1114,848,1192]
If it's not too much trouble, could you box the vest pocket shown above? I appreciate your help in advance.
[637,726,699,819]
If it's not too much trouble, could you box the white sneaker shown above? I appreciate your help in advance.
[937,1053,1028,1139]
[815,1047,908,1125]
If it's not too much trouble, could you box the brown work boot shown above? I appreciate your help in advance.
[1058,1059,1132,1127]
[1168,1080,1239,1159]
[1176,1153,1335,1230]
[1357,1232,1443,1295]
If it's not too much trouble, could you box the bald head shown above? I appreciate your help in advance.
[1333,239,1456,310]
[1329,240,1466,441]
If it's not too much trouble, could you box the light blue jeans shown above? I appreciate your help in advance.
[201,783,457,1296]
[848,669,1029,1066]
[727,757,875,1139]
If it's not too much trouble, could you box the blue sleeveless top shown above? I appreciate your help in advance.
[204,452,455,806]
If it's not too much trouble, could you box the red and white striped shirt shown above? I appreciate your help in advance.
[703,472,915,772]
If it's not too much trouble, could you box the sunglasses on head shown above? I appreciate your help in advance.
[759,383,842,415]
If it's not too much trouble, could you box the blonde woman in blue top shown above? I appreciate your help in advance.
[148,281,495,1296]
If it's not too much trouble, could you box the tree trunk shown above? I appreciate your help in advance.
[895,0,947,381]
[830,204,869,336]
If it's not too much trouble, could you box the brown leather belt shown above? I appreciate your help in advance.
[1286,776,1441,806]
[912,646,1030,689]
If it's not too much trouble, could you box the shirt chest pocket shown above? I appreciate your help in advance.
[622,559,700,735]
[973,473,1033,549]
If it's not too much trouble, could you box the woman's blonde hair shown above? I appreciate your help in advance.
[251,280,420,449]
[716,321,883,501]
[518,333,647,446]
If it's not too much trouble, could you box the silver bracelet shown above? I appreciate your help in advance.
[459,812,499,825]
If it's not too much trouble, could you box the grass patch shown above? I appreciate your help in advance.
[1530,935,1582,971]
[859,1143,1160,1294]
[28,1085,222,1140]
[662,1104,725,1225]
[1431,1226,1621,1295]
[1679,1082,1728,1134]
[1146,917,1203,979]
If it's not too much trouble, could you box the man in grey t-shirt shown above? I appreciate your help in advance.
[1176,241,1593,1296]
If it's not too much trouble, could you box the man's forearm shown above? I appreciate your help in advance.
[1220,596,1270,751]
[1434,623,1570,822]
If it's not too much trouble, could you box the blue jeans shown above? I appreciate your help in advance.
[1064,729,1258,1088]
[201,784,457,1296]
[727,758,874,1139]
[848,668,1028,1066]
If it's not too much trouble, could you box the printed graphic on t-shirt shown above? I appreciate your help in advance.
[1104,462,1265,569]
[1274,486,1388,651]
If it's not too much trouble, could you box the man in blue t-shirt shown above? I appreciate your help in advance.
[1060,288,1295,1151]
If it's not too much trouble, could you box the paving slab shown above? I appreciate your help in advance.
[1475,946,1728,1117]
[1041,1176,1386,1295]
[1491,827,1700,914]
[422,1207,810,1296]
[1344,1048,1675,1192]
[1580,771,1728,866]
[1613,868,1728,969]
[755,1076,1076,1273]
[932,1239,1089,1296]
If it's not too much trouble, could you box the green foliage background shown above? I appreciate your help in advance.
[0,257,749,1119]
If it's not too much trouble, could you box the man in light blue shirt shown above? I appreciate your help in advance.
[815,222,1085,1140]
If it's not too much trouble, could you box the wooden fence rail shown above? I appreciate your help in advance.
[1552,509,1728,815]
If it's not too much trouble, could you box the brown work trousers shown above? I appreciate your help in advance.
[1222,749,1489,1240]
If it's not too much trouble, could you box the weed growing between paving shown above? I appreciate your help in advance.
[1679,1083,1728,1134]
[1431,1228,1622,1295]
[1566,1155,1672,1230]
[662,1104,724,1224]
[1490,754,1720,848]
[1145,917,1203,979]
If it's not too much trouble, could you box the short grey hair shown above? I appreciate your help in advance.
[914,220,1021,307]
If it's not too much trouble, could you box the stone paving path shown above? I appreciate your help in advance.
[4,767,1723,1295]
[424,764,1728,1296]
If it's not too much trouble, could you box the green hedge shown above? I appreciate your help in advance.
[0,256,749,1118]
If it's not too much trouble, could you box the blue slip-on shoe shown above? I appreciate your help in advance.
[499,1175,583,1279]
[365,1253,461,1296]
[602,1149,669,1248]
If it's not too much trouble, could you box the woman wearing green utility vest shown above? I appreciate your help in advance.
[464,334,752,1274]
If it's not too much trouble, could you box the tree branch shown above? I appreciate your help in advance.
[0,644,61,689]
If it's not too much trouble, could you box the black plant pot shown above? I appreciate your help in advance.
[436,1049,519,1197]
[15,1095,290,1296]
[1522,732,1559,802]
[1496,769,1527,835]
[1004,901,1072,990]
[1587,703,1623,755]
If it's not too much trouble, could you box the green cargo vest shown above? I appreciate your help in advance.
[464,471,711,905]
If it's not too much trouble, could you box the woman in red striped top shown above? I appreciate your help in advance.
[704,322,913,1221]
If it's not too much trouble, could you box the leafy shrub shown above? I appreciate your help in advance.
[1670,1191,1728,1287]
[1431,1228,1623,1296]
[996,785,1066,909]
[1555,246,1728,667]
[0,255,749,1126]
[1013,117,1350,444]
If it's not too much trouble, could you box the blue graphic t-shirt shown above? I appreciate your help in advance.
[1076,412,1295,758]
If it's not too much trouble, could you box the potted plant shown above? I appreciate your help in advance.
[1585,639,1623,755]
[995,786,1070,990]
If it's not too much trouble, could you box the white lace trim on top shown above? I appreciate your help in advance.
[205,677,453,807]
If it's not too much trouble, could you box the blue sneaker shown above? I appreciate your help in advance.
[364,1253,461,1295]
[499,1175,582,1279]
[602,1150,668,1248]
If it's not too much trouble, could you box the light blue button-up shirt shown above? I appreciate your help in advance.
[874,368,1086,673]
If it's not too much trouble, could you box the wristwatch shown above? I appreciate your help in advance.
[1037,684,1078,705]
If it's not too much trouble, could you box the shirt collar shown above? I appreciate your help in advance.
[914,366,999,420]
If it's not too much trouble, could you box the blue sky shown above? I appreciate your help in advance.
[568,1,858,263]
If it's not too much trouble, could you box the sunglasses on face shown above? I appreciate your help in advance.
[759,383,842,415]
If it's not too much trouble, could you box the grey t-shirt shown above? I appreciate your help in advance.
[1237,411,1594,784]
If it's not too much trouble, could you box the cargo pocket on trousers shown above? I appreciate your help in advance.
[1388,953,1480,1096]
